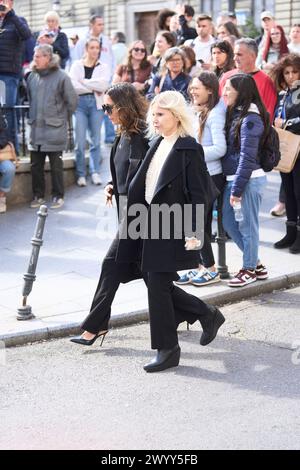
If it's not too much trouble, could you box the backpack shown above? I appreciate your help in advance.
[259,124,281,172]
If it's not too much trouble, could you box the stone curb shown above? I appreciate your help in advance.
[2,271,300,348]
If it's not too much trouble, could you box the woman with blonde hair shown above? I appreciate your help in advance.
[69,38,110,186]
[116,90,225,372]
[36,11,69,69]
[112,40,151,93]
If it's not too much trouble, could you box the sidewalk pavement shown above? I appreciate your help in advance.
[1,145,300,347]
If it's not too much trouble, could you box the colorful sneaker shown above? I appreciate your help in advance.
[228,269,257,287]
[255,264,268,280]
[191,269,221,286]
[175,270,198,285]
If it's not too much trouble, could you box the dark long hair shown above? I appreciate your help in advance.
[127,40,150,71]
[190,71,220,141]
[270,53,300,91]
[105,83,148,134]
[225,74,270,147]
[211,40,235,78]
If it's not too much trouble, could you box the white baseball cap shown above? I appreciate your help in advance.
[260,11,274,20]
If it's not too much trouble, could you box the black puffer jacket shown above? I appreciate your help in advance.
[0,10,32,75]
[0,110,9,149]
[275,84,300,136]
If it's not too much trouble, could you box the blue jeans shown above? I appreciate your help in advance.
[103,113,115,143]
[0,160,16,193]
[0,75,19,152]
[222,176,266,270]
[74,95,104,177]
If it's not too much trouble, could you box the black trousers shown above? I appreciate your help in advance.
[281,158,300,222]
[30,150,64,199]
[147,272,213,350]
[199,173,226,268]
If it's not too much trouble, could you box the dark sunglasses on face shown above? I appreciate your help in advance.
[132,47,146,53]
[102,104,115,115]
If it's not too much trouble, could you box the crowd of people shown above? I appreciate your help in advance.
[1,2,300,369]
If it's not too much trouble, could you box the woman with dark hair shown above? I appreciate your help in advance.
[148,31,176,76]
[271,54,300,253]
[257,25,289,73]
[70,83,149,346]
[211,40,235,80]
[222,74,269,287]
[112,40,151,93]
[176,71,226,286]
[217,21,241,43]
[146,47,191,100]
[179,45,202,77]
[156,8,176,31]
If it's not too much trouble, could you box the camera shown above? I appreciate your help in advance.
[0,5,7,12]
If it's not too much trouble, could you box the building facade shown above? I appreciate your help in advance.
[13,0,299,46]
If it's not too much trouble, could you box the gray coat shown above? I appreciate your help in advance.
[27,56,77,152]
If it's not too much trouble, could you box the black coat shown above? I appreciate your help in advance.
[109,130,149,215]
[116,135,217,272]
[0,10,31,75]
[0,110,9,149]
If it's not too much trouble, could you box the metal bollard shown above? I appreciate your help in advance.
[216,193,229,279]
[17,205,48,320]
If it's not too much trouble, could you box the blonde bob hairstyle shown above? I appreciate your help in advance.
[147,90,194,138]
[44,11,60,25]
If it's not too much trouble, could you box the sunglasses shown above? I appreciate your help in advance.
[102,104,115,115]
[132,47,146,53]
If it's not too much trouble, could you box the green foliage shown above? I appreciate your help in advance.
[241,17,261,38]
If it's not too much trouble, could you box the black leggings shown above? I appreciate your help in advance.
[280,158,300,222]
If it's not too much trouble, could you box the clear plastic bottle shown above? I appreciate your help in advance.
[233,201,243,222]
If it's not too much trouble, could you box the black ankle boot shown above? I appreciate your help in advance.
[289,225,300,254]
[143,345,180,373]
[274,221,297,249]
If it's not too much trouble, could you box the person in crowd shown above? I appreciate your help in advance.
[0,0,31,150]
[222,74,268,287]
[169,14,181,46]
[36,11,69,69]
[146,47,191,101]
[27,44,77,209]
[175,4,197,44]
[73,15,116,144]
[156,8,175,32]
[255,11,275,48]
[69,38,110,187]
[217,21,241,43]
[288,24,300,55]
[184,14,216,69]
[176,71,226,287]
[148,31,176,77]
[271,54,300,253]
[112,40,151,94]
[256,25,289,73]
[180,45,202,77]
[211,40,235,80]
[216,11,237,27]
[219,38,277,121]
[0,107,15,214]
[115,90,224,372]
[66,33,79,70]
[70,83,149,346]
[111,31,128,66]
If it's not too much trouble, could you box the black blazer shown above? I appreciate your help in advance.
[108,130,149,214]
[116,135,217,272]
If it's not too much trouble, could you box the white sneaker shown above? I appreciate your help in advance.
[77,176,87,187]
[50,197,64,209]
[30,197,46,208]
[91,173,102,185]
[0,196,6,214]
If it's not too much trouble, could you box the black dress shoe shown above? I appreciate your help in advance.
[200,306,225,346]
[143,345,180,373]
[70,330,108,346]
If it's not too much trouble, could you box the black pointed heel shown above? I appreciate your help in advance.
[70,330,108,346]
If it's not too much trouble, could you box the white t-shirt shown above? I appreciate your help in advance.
[184,36,216,64]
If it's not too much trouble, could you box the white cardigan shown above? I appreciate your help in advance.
[69,60,110,109]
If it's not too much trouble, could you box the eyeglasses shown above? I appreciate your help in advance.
[102,104,115,115]
[132,47,146,53]
[168,58,183,63]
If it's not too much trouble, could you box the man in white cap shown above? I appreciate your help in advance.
[255,11,275,48]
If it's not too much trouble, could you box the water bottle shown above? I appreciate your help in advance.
[233,201,243,222]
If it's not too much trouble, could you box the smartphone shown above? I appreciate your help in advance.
[0,5,7,11]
